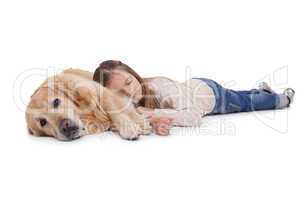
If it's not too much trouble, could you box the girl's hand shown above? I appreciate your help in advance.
[136,106,173,135]
[150,116,173,136]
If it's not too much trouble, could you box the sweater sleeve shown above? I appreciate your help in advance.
[153,107,205,127]
[145,77,209,127]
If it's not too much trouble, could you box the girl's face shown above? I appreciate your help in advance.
[106,69,143,104]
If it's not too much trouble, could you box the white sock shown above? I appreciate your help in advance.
[276,94,290,109]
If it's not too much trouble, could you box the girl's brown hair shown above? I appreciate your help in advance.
[93,60,160,109]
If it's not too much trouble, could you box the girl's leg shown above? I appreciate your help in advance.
[194,78,291,114]
[221,88,289,113]
[258,82,275,93]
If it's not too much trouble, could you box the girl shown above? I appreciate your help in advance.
[93,60,295,135]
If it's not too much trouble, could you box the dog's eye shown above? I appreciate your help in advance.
[39,118,47,127]
[53,98,61,108]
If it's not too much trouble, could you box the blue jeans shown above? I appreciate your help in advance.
[192,78,281,115]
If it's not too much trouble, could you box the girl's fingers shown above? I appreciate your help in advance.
[152,122,171,136]
[150,116,173,136]
[156,127,169,136]
[159,124,171,133]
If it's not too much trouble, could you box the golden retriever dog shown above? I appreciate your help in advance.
[26,69,152,141]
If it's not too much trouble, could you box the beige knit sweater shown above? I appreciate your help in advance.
[145,77,216,126]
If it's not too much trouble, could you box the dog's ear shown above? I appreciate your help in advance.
[63,68,93,80]
[26,122,42,137]
[28,127,35,135]
[101,87,152,140]
[72,83,112,133]
[27,127,44,137]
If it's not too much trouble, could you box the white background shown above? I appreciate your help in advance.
[0,0,299,199]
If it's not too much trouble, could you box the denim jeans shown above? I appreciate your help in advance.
[192,78,281,115]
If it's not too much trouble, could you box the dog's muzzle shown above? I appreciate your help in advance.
[59,119,80,140]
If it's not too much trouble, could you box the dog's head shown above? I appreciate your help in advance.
[26,70,112,141]
[26,81,89,141]
[26,69,152,141]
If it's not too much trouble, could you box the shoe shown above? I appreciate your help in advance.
[283,88,295,106]
[258,82,274,93]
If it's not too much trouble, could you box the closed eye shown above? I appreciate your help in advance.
[125,78,132,85]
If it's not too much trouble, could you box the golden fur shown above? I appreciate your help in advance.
[26,69,151,141]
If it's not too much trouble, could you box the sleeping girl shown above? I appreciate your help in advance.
[93,60,295,135]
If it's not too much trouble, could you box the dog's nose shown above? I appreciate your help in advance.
[59,119,79,139]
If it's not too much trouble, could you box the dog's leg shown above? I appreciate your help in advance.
[102,89,152,140]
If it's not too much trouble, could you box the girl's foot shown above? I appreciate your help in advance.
[283,88,295,106]
[259,82,274,93]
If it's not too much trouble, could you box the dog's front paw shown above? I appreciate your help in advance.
[120,134,139,141]
[132,114,152,136]
[138,121,152,136]
[118,122,141,141]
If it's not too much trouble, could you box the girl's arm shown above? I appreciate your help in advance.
[141,77,208,127]
[137,107,204,127]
